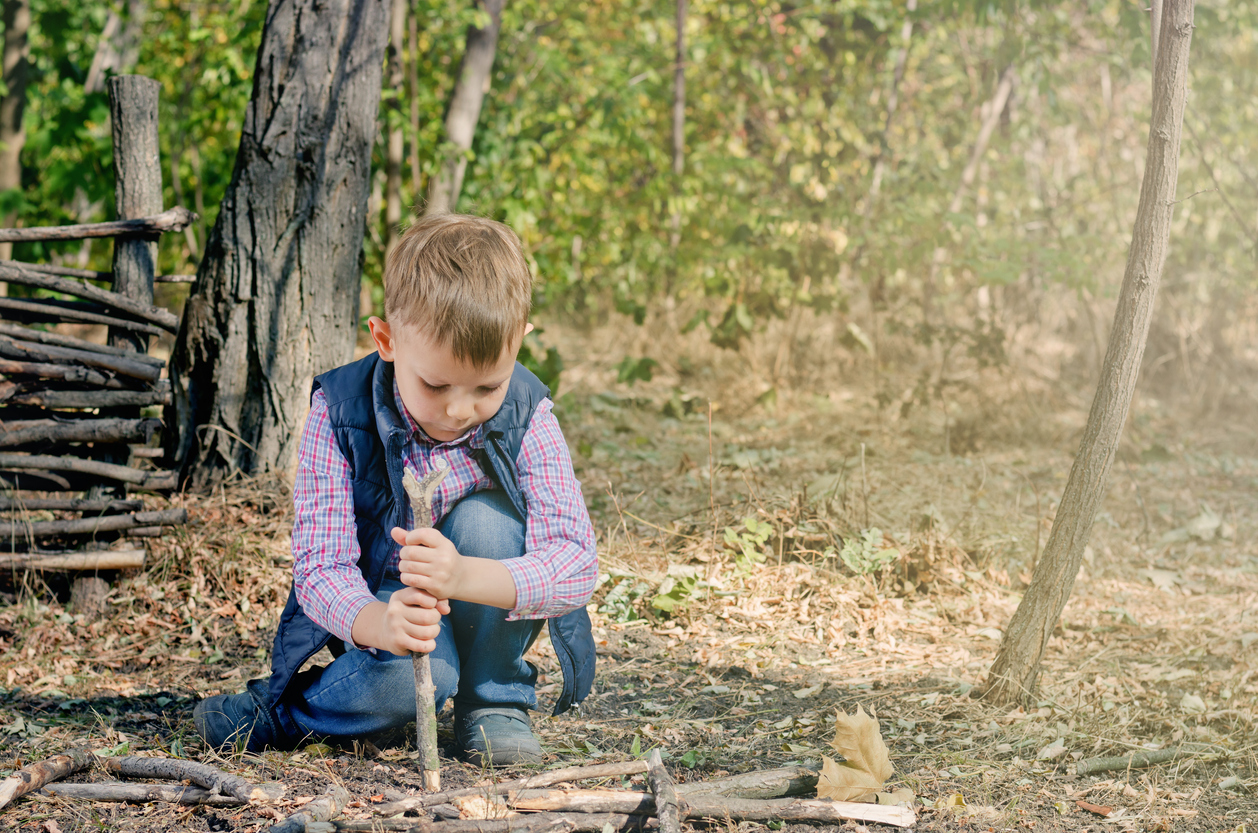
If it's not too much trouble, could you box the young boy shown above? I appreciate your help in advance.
[194,214,598,764]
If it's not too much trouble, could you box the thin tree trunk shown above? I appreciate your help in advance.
[923,64,1015,323]
[408,6,421,196]
[0,0,31,265]
[168,0,391,489]
[668,0,686,249]
[424,0,506,216]
[982,0,1195,705]
[384,0,407,256]
[864,0,916,210]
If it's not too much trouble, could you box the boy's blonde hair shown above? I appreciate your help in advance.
[384,213,533,367]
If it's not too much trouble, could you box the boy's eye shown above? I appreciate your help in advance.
[478,382,505,394]
[420,379,448,392]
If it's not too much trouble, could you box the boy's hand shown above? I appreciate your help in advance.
[353,589,450,657]
[393,526,467,601]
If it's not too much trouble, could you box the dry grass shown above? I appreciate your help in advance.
[0,316,1256,832]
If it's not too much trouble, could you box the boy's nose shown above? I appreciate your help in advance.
[447,398,475,421]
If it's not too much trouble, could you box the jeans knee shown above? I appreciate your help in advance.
[440,490,524,562]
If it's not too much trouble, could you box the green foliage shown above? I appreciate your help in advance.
[615,355,658,385]
[838,528,900,575]
[597,573,650,623]
[6,0,1251,370]
[724,516,772,575]
[518,328,564,392]
[650,572,700,614]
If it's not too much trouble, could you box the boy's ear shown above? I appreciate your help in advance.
[523,322,535,337]
[368,317,396,361]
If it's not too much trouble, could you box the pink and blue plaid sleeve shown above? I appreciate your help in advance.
[502,399,599,620]
[291,389,378,644]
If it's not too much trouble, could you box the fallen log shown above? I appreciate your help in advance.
[0,297,164,337]
[270,785,350,833]
[103,756,284,804]
[374,761,651,815]
[0,262,180,331]
[0,508,186,539]
[0,496,143,512]
[0,336,163,381]
[645,751,679,833]
[341,814,651,833]
[0,321,166,365]
[675,766,817,800]
[7,388,173,408]
[0,206,196,243]
[0,549,146,570]
[0,358,111,386]
[42,780,244,806]
[506,791,916,828]
[0,453,170,486]
[1075,742,1224,776]
[0,746,95,810]
[0,417,163,448]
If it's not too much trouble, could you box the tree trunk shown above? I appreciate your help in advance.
[168,0,391,489]
[423,0,506,216]
[107,76,163,354]
[384,0,407,256]
[0,0,30,265]
[408,5,421,196]
[981,0,1195,705]
[923,64,1015,323]
[668,0,686,248]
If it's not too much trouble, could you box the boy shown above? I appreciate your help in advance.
[194,214,598,765]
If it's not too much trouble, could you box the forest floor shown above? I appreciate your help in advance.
[1,323,1257,833]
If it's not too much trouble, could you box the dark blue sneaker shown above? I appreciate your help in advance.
[455,707,542,766]
[193,679,278,752]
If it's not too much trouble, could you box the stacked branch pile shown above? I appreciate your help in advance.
[0,244,191,557]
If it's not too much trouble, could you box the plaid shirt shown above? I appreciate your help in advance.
[291,379,598,644]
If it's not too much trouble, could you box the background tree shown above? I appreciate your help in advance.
[982,0,1196,704]
[166,0,392,488]
[423,0,505,215]
[383,0,407,257]
[0,0,30,262]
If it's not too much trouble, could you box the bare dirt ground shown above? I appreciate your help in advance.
[1,321,1256,832]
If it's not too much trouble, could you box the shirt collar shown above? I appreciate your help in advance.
[392,377,484,449]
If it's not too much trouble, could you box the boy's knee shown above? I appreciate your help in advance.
[440,490,524,562]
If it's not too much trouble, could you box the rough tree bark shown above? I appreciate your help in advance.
[981,0,1195,705]
[168,0,391,488]
[423,0,506,215]
[384,0,407,256]
[107,76,163,354]
[0,0,30,265]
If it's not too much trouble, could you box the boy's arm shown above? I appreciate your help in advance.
[294,390,447,654]
[292,389,379,644]
[394,400,597,616]
[501,399,599,619]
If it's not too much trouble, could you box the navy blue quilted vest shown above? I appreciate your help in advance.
[266,353,595,737]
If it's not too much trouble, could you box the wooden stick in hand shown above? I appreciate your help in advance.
[401,461,450,791]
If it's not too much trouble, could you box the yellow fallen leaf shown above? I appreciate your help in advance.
[829,704,893,783]
[934,792,965,809]
[818,755,884,802]
[816,704,894,802]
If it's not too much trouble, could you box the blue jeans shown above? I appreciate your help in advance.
[274,490,545,743]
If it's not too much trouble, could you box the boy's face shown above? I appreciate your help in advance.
[368,318,529,443]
